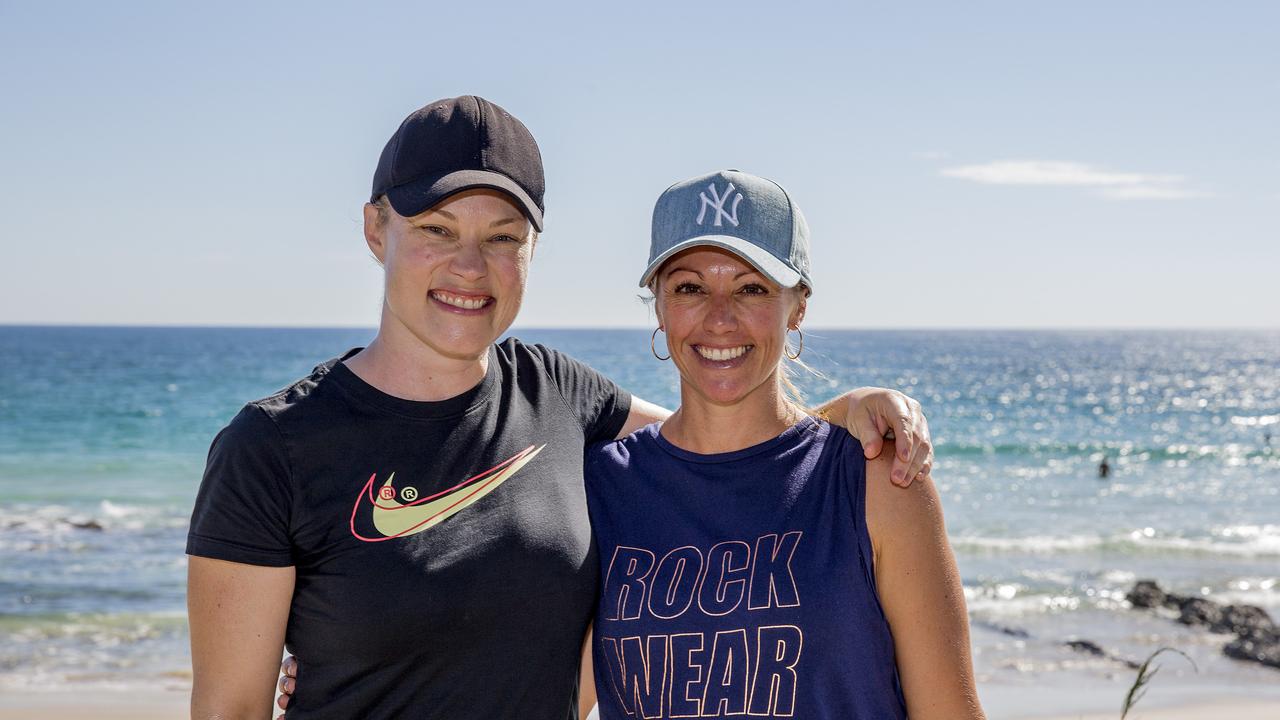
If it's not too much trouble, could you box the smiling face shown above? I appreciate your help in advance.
[364,188,535,362]
[654,247,806,410]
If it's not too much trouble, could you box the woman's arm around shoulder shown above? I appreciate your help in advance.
[189,556,295,719]
[615,395,672,438]
[864,443,985,720]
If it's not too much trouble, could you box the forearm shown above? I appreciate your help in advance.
[615,395,672,438]
[191,682,276,720]
[810,392,850,425]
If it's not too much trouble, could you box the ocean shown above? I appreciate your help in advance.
[2,326,1278,710]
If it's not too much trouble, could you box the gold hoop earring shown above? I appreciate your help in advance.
[651,327,670,361]
[785,328,803,360]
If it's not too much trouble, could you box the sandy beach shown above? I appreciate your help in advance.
[0,690,1276,720]
[0,690,189,720]
[0,690,276,720]
[1035,700,1280,720]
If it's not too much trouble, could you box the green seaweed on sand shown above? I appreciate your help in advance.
[1120,647,1197,719]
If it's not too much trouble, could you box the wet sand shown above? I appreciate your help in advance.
[1,691,1276,720]
[0,690,275,720]
[1035,699,1280,720]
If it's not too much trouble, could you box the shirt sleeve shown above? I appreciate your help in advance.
[530,344,633,444]
[186,403,295,566]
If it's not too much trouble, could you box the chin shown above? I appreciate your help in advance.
[691,379,753,406]
[412,323,499,361]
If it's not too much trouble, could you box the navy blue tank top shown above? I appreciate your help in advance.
[584,419,907,719]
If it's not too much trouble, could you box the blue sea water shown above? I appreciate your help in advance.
[1,326,1278,703]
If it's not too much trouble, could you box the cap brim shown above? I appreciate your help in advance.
[385,169,544,232]
[638,235,805,291]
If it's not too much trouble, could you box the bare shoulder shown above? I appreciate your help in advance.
[863,440,946,552]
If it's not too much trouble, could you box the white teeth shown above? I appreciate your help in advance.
[431,291,489,310]
[696,345,750,361]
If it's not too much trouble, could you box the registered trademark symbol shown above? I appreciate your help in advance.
[401,486,419,502]
[378,486,396,501]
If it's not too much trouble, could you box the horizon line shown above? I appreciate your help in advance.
[1,322,1277,333]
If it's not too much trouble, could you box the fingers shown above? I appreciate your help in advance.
[898,398,934,486]
[893,407,915,462]
[848,388,934,487]
[861,402,893,459]
[906,453,932,486]
[854,410,883,459]
[890,410,916,487]
[278,655,297,711]
[907,416,934,482]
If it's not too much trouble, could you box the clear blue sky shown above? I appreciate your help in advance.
[1,1,1276,328]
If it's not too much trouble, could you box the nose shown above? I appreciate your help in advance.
[449,240,487,281]
[702,294,738,333]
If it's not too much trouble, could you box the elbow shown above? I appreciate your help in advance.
[191,687,270,720]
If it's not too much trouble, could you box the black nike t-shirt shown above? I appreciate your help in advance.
[186,338,631,720]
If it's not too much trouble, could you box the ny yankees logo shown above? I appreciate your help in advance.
[696,182,743,227]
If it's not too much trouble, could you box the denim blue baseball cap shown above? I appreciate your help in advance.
[639,169,813,294]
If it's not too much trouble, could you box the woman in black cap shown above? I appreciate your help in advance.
[187,97,936,719]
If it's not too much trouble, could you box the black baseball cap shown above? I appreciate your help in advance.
[371,96,545,231]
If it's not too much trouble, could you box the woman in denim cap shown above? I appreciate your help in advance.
[581,170,982,719]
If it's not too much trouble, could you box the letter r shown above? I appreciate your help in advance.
[603,546,656,621]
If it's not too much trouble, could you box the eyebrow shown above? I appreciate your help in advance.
[664,266,702,278]
[414,209,523,229]
[663,266,761,280]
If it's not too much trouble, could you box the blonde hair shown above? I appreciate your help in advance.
[371,194,391,226]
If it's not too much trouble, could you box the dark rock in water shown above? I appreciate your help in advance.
[1212,604,1276,637]
[973,620,1030,638]
[1178,598,1225,628]
[1125,580,1187,610]
[1224,631,1280,670]
[1127,580,1166,608]
[1064,639,1106,657]
[65,519,104,531]
[1127,580,1280,672]
[1062,639,1141,669]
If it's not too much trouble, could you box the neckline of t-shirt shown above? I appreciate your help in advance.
[649,416,829,465]
[321,346,499,420]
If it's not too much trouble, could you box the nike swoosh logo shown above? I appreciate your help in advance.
[349,444,546,542]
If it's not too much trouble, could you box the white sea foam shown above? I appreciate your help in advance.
[0,612,190,692]
[0,501,185,536]
[1231,414,1280,427]
[964,587,1084,617]
[952,524,1280,558]
[1211,576,1280,610]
